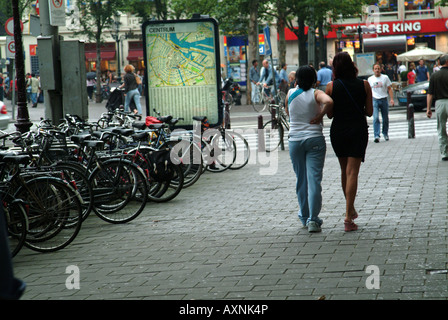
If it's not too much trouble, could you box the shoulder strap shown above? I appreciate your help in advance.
[337,79,364,116]
[287,88,304,106]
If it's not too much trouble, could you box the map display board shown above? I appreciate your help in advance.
[355,53,375,77]
[143,18,221,127]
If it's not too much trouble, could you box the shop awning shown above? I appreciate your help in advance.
[363,35,407,52]
[127,50,144,61]
[85,51,116,61]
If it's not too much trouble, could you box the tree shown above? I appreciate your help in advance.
[68,0,125,102]
[285,0,370,66]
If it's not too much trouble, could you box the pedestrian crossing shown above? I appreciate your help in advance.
[230,114,439,151]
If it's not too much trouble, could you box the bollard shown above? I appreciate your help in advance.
[271,105,276,129]
[258,115,265,152]
[407,92,415,139]
[225,103,231,129]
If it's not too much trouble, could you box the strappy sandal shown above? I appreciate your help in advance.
[344,220,358,232]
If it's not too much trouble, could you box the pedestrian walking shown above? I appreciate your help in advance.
[119,64,143,115]
[287,66,334,233]
[316,61,332,91]
[278,63,289,93]
[416,59,430,82]
[86,78,95,101]
[368,63,394,143]
[325,52,373,232]
[407,63,416,85]
[288,71,296,89]
[426,54,448,161]
[28,74,39,108]
[249,60,260,103]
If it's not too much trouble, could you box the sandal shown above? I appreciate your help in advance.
[344,220,358,232]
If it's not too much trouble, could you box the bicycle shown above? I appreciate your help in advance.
[67,133,149,224]
[262,104,290,152]
[252,84,286,113]
[252,84,271,112]
[0,154,84,253]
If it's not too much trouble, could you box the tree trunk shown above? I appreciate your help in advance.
[297,19,307,66]
[95,35,102,103]
[277,17,286,68]
[247,0,259,105]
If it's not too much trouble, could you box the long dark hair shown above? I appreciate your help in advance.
[332,52,358,79]
[295,65,317,91]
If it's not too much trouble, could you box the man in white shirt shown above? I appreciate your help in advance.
[368,63,394,143]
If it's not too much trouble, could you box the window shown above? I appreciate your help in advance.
[405,0,435,18]
[369,0,399,19]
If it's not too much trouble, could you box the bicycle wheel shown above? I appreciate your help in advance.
[227,131,250,170]
[15,177,83,253]
[89,159,148,224]
[168,139,203,188]
[97,116,110,129]
[150,163,184,202]
[203,131,236,173]
[276,91,287,106]
[252,89,266,112]
[5,201,28,257]
[262,120,284,152]
[54,162,93,221]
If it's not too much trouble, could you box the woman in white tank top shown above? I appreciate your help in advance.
[286,66,333,233]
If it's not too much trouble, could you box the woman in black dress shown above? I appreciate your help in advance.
[325,52,373,232]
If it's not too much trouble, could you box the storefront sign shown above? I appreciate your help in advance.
[283,19,448,40]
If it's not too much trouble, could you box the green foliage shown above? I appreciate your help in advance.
[67,0,126,42]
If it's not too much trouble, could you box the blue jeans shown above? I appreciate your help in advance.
[373,98,389,139]
[30,92,37,105]
[289,136,326,226]
[124,88,142,114]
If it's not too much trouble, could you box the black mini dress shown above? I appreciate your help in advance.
[330,78,369,162]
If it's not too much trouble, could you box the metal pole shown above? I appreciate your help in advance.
[407,92,415,139]
[12,0,32,133]
[39,0,63,124]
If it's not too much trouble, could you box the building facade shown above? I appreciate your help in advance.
[282,1,448,73]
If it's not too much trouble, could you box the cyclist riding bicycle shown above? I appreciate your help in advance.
[259,59,281,98]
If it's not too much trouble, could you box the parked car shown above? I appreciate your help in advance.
[397,80,432,111]
[0,101,11,130]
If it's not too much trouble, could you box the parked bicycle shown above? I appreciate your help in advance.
[262,104,290,152]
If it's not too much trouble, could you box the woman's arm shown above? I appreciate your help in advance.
[324,81,334,119]
[363,80,373,117]
[310,89,334,124]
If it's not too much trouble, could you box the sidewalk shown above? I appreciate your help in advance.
[8,92,448,302]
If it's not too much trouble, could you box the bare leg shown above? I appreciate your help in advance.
[338,157,362,222]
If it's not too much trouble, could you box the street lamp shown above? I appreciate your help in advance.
[336,29,342,52]
[111,13,122,81]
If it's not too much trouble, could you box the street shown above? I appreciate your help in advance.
[3,95,448,304]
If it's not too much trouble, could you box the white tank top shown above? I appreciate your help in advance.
[288,87,323,141]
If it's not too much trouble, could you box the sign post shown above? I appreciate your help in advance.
[263,25,278,102]
[142,18,221,128]
[49,0,66,26]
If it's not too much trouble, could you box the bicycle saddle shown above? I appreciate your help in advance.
[71,134,92,145]
[132,122,147,130]
[193,116,207,122]
[132,131,149,141]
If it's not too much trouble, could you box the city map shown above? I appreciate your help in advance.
[144,21,220,125]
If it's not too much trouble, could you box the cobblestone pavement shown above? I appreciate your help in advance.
[5,98,448,302]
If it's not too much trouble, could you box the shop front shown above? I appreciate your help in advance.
[328,18,448,78]
[84,42,117,76]
[127,41,144,72]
